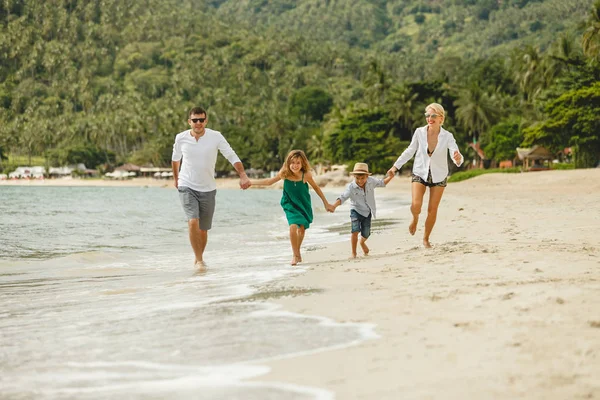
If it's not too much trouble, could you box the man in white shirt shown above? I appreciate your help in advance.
[171,106,251,268]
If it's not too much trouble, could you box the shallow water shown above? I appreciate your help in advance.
[0,185,407,399]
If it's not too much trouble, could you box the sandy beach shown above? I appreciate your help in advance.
[252,169,600,399]
[3,169,598,398]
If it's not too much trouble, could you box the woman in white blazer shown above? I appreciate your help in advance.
[387,103,463,248]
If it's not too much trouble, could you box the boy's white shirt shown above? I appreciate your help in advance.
[338,176,386,218]
[171,128,241,192]
[393,125,464,183]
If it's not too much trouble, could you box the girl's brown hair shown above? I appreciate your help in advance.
[279,150,311,179]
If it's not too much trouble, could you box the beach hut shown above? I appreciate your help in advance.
[49,166,73,177]
[104,170,133,179]
[141,166,172,178]
[82,168,98,177]
[245,168,265,178]
[468,142,489,169]
[9,166,44,179]
[31,166,45,179]
[516,146,554,171]
[115,163,141,177]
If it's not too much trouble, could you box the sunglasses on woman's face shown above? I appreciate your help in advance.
[424,113,440,119]
[190,118,206,123]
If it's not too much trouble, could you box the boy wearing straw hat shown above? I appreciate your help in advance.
[331,163,394,258]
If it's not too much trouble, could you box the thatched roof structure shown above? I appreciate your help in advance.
[115,163,141,172]
[516,146,554,170]
[517,145,553,161]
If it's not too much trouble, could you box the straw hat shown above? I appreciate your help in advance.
[349,162,372,175]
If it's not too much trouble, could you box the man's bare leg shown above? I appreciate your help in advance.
[188,219,208,266]
[410,182,427,235]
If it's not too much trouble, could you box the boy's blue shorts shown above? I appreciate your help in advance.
[350,209,371,239]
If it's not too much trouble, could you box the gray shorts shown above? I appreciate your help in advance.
[178,187,216,231]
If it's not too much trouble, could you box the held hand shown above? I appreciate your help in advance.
[387,167,396,177]
[240,176,251,190]
[326,203,335,213]
[453,151,462,164]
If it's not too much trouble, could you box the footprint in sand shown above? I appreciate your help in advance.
[502,292,515,300]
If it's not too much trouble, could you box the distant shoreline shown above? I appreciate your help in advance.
[0,175,353,189]
[0,177,215,189]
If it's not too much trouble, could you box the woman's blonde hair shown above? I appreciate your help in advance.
[426,103,445,125]
[280,149,311,179]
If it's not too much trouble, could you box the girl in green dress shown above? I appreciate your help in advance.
[250,150,333,265]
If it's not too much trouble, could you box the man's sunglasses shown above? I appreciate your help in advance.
[190,118,206,123]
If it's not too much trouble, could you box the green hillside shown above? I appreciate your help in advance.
[0,0,598,173]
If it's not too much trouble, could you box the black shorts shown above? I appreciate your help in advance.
[411,170,447,188]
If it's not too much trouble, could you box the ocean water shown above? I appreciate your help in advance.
[0,185,407,399]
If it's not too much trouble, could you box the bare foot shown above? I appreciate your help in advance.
[423,239,432,248]
[360,241,369,256]
[297,254,302,263]
[350,253,357,259]
[409,219,418,235]
[291,255,299,266]
[194,260,207,271]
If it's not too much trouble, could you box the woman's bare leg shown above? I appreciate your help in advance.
[409,182,427,235]
[423,186,446,248]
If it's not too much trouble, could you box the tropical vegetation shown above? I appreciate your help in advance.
[0,0,599,175]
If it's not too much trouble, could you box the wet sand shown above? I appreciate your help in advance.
[253,169,600,399]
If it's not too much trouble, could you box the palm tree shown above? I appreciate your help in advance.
[306,128,328,166]
[582,0,600,60]
[387,85,419,133]
[512,45,547,101]
[454,84,501,145]
[546,33,584,82]
[363,58,391,107]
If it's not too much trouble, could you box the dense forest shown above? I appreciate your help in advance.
[0,0,599,174]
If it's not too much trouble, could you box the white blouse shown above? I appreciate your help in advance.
[393,126,463,183]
